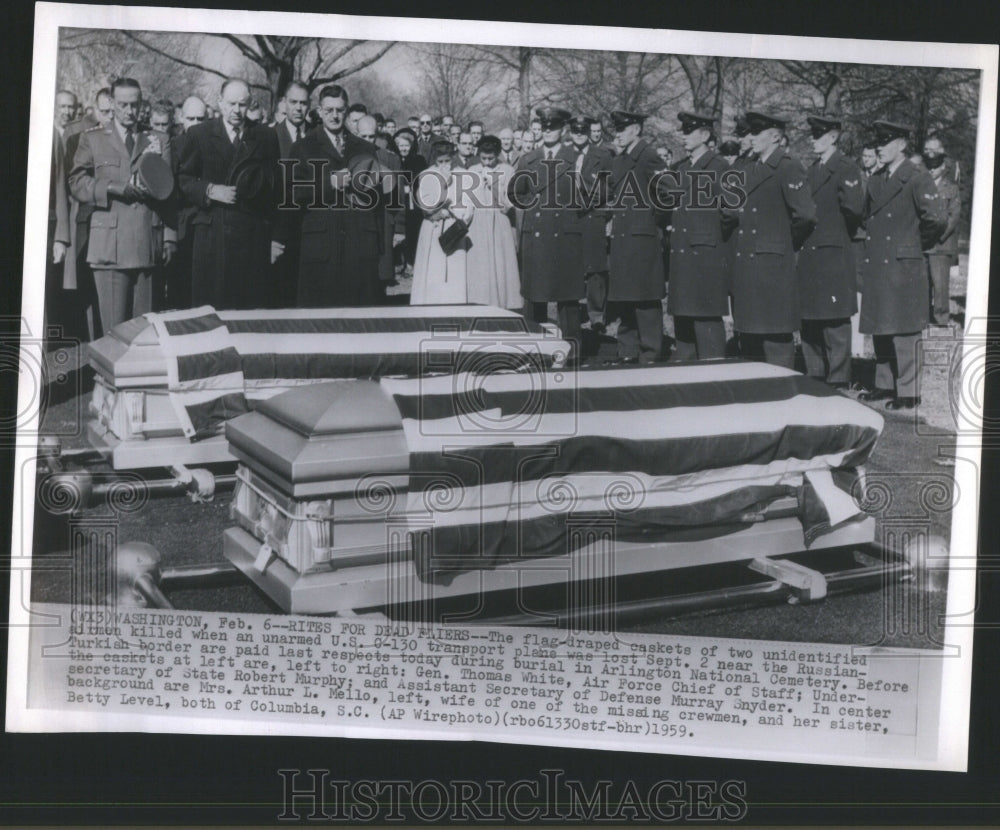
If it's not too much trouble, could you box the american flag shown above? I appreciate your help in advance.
[143,305,569,439]
[380,362,884,584]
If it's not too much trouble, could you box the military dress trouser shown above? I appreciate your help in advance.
[672,316,726,361]
[529,300,582,360]
[873,332,921,399]
[926,253,955,326]
[616,300,663,363]
[739,332,796,370]
[585,270,608,326]
[801,318,852,385]
[93,268,152,334]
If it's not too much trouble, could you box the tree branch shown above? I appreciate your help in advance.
[120,32,232,83]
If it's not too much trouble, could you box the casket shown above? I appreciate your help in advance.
[222,361,885,615]
[86,305,568,469]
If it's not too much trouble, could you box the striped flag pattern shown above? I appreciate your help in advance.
[380,362,885,584]
[144,305,569,438]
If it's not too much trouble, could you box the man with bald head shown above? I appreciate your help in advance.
[180,96,207,132]
[178,77,280,308]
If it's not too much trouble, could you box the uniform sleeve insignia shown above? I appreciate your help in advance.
[845,179,858,187]
[788,181,803,190]
[923,192,939,199]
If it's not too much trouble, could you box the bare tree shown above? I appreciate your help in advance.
[545,50,685,122]
[119,32,396,110]
[411,43,506,127]
[468,45,553,125]
[58,28,203,108]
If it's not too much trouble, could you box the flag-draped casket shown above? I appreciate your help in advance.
[223,360,883,610]
[86,305,568,468]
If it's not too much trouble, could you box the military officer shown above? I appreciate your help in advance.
[667,111,733,360]
[726,111,816,369]
[607,110,669,363]
[69,78,176,333]
[797,115,865,387]
[858,121,947,409]
[921,135,962,327]
[568,115,613,333]
[509,107,583,359]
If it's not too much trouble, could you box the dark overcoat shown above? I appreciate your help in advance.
[509,144,583,302]
[728,147,816,333]
[796,149,865,320]
[573,144,613,275]
[860,159,947,334]
[607,139,667,302]
[274,128,384,307]
[177,118,279,309]
[666,149,732,317]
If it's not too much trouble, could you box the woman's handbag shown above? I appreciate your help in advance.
[438,210,470,255]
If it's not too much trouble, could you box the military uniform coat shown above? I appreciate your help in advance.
[666,149,732,317]
[925,169,961,257]
[572,144,613,275]
[860,159,947,334]
[796,149,865,320]
[69,123,175,271]
[273,127,383,307]
[728,147,816,333]
[177,118,279,309]
[607,138,667,302]
[509,144,583,302]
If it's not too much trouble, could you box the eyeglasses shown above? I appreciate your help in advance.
[420,120,432,125]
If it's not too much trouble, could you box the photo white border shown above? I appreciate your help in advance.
[7,2,997,773]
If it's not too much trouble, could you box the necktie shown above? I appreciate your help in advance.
[333,132,344,155]
[232,128,241,147]
[125,128,134,155]
[298,125,305,141]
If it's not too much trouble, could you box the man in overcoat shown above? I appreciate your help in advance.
[177,78,279,309]
[667,111,734,360]
[509,107,583,358]
[272,84,384,307]
[797,115,865,387]
[607,110,668,363]
[726,111,816,369]
[568,116,613,332]
[68,78,176,333]
[858,120,947,409]
[921,134,962,327]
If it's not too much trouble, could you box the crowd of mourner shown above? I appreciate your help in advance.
[48,72,962,409]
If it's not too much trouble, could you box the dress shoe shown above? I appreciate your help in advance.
[858,388,894,402]
[885,396,920,410]
[849,381,871,393]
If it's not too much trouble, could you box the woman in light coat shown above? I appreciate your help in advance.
[410,140,475,305]
[466,135,522,308]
